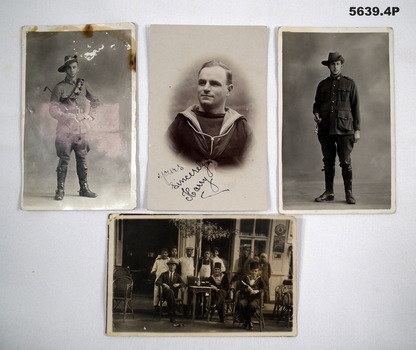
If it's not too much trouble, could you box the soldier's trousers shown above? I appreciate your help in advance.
[55,131,90,173]
[317,134,354,169]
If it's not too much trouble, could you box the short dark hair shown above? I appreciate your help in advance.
[198,60,232,85]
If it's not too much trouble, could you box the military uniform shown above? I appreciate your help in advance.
[168,105,252,167]
[237,262,266,330]
[313,52,360,204]
[49,55,100,200]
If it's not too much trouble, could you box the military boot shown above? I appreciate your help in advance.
[342,166,356,204]
[315,166,335,202]
[79,180,98,198]
[77,162,98,198]
[54,167,67,200]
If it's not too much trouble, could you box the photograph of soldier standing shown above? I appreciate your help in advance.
[49,55,100,200]
[313,52,360,204]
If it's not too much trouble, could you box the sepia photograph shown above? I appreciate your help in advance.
[107,215,296,337]
[147,25,269,211]
[278,27,395,214]
[21,23,136,210]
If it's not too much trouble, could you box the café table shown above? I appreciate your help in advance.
[189,285,213,321]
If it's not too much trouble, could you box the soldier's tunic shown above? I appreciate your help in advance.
[49,77,100,170]
[313,74,360,167]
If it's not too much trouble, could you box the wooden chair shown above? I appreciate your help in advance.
[114,266,131,278]
[224,288,236,320]
[273,279,293,327]
[232,290,265,331]
[208,288,236,322]
[113,276,134,321]
[157,285,184,320]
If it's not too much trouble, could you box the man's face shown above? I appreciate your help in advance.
[203,251,211,259]
[171,248,178,257]
[65,62,79,80]
[168,264,176,272]
[186,249,193,257]
[214,267,221,274]
[328,60,342,76]
[242,248,250,257]
[161,250,168,259]
[197,66,233,114]
[214,249,219,257]
[251,268,259,278]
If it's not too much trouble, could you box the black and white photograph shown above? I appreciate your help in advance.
[278,27,395,214]
[107,215,296,337]
[147,25,269,211]
[21,23,136,210]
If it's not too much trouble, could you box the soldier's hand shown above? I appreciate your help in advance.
[67,113,77,120]
[65,113,79,124]
[78,114,94,122]
[313,113,322,123]
[354,130,361,143]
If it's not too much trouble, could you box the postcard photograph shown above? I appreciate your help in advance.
[21,23,136,210]
[147,25,269,211]
[278,27,395,214]
[107,214,296,337]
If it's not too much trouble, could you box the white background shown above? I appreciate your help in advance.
[1,0,415,349]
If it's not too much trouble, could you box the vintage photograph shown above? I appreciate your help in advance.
[147,25,269,211]
[278,27,395,214]
[107,215,296,337]
[21,23,136,210]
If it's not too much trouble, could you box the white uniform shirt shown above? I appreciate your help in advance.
[151,258,169,280]
[179,256,194,282]
[212,256,226,272]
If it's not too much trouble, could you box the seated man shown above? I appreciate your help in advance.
[238,261,266,330]
[208,262,230,323]
[156,258,186,323]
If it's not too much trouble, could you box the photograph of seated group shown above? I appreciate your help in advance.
[107,215,296,337]
[278,27,395,214]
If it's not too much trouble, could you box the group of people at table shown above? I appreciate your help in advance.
[150,245,271,330]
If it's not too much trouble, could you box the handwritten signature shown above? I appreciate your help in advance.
[157,163,230,201]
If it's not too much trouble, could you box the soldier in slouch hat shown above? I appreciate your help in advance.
[313,52,361,204]
[49,54,101,200]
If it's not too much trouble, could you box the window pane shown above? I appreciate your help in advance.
[254,240,266,259]
[240,219,254,235]
[255,219,270,236]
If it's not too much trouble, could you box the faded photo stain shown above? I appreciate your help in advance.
[83,24,94,38]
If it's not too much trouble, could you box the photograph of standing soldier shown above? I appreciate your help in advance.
[49,54,101,200]
[313,52,360,204]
